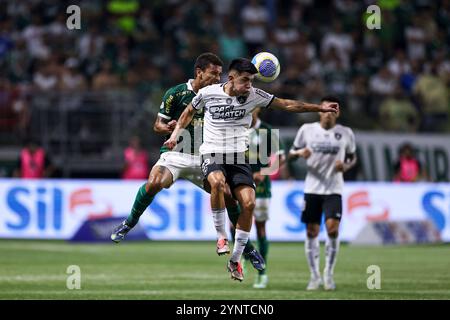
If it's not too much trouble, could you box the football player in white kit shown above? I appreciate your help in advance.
[165,59,339,281]
[289,96,357,291]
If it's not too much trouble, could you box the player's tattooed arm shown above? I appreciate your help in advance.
[153,116,177,135]
[335,153,357,173]
[163,103,196,150]
[270,97,339,114]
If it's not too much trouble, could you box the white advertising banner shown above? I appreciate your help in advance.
[1,179,449,241]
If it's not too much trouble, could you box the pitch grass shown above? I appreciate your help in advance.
[1,240,449,300]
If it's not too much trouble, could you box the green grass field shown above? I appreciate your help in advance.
[1,240,449,300]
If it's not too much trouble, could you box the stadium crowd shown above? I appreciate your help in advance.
[0,0,449,138]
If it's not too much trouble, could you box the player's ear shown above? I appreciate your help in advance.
[195,67,202,79]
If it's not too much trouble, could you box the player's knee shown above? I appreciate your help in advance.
[210,177,226,192]
[306,225,319,238]
[242,199,255,213]
[307,230,319,238]
[147,179,164,195]
[326,220,340,238]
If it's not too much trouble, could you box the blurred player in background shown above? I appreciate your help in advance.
[289,96,357,291]
[165,58,339,281]
[111,53,265,272]
[231,107,286,288]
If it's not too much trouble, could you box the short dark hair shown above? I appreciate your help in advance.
[320,95,341,105]
[228,58,258,75]
[194,53,223,72]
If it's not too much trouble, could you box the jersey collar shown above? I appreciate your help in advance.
[187,79,195,93]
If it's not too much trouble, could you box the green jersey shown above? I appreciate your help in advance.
[248,120,285,198]
[158,80,203,155]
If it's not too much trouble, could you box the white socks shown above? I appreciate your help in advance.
[231,229,250,263]
[325,237,340,276]
[212,208,228,240]
[305,236,320,279]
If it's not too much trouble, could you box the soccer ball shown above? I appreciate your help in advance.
[251,52,281,83]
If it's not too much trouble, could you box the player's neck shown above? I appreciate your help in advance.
[191,79,201,94]
[223,82,238,96]
[320,121,336,130]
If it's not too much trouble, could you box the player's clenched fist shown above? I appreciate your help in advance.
[300,148,312,159]
[163,137,177,150]
[335,160,345,172]
[320,102,339,113]
[167,120,177,131]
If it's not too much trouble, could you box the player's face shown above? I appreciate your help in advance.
[231,72,254,96]
[198,64,222,88]
[319,103,339,125]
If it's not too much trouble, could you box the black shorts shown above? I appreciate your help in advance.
[201,153,256,192]
[301,193,342,224]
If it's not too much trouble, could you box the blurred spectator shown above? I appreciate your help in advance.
[241,0,270,55]
[387,49,412,78]
[32,60,59,92]
[210,0,234,18]
[400,59,421,95]
[393,143,429,182]
[219,24,246,64]
[405,16,427,61]
[369,66,397,96]
[13,139,54,179]
[0,76,29,141]
[122,136,149,180]
[413,62,449,131]
[78,25,105,60]
[21,16,50,59]
[272,16,300,58]
[60,58,87,91]
[92,60,120,90]
[379,86,419,132]
[321,20,354,70]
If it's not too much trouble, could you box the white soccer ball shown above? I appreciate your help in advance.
[251,52,281,83]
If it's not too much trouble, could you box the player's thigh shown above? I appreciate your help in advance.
[152,151,189,186]
[301,194,323,225]
[207,170,227,192]
[148,164,173,189]
[254,197,270,222]
[178,155,204,189]
[226,164,256,196]
[202,179,238,210]
[201,154,227,189]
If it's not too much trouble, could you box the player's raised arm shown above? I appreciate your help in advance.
[163,103,197,150]
[269,97,339,114]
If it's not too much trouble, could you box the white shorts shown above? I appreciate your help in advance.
[154,151,204,189]
[254,198,270,222]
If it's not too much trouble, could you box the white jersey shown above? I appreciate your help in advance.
[192,83,274,154]
[292,122,356,195]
